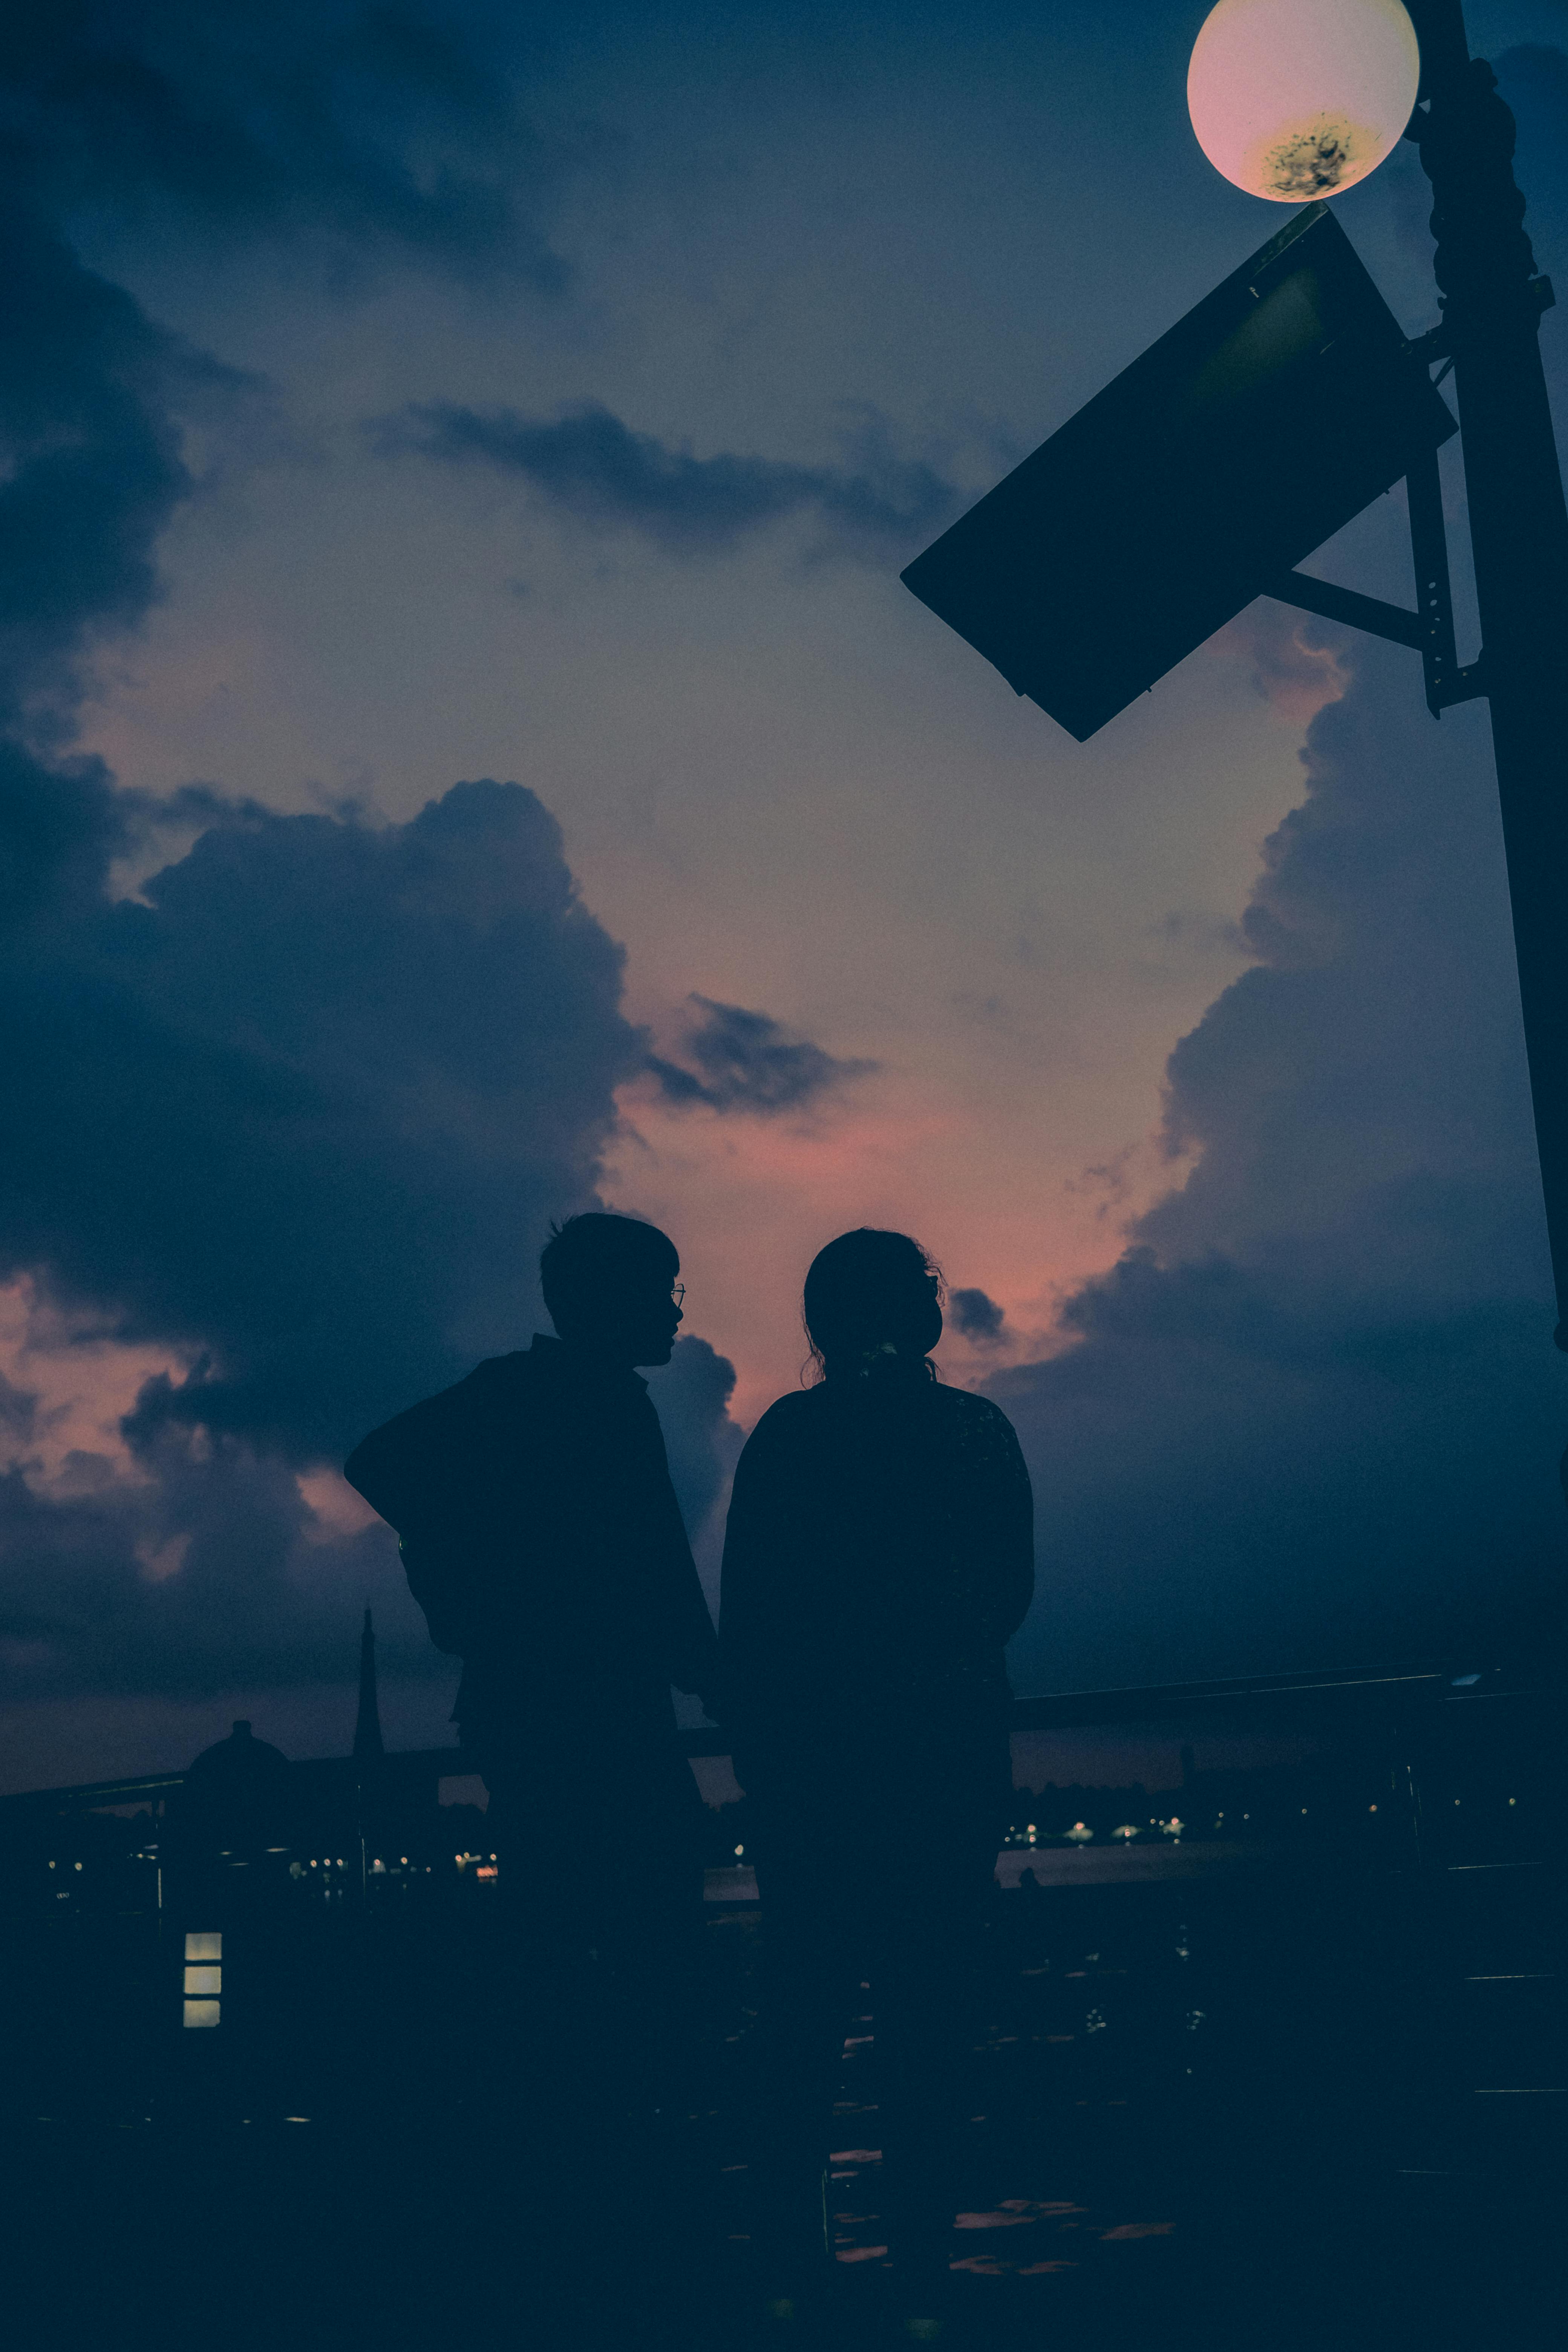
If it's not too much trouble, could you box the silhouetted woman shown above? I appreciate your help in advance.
[719,1228,1034,2315]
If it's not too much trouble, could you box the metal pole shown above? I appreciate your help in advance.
[1411,0,1568,1345]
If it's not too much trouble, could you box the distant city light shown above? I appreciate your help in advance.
[1187,0,1419,203]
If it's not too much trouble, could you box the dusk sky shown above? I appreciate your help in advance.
[2,0,1566,1790]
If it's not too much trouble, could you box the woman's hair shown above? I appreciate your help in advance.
[802,1228,944,1383]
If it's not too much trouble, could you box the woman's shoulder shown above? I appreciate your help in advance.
[932,1383,1024,1449]
[933,1381,1012,1423]
[740,1386,827,1450]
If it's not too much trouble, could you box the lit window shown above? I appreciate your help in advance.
[183,2000,220,2029]
[184,1966,221,1997]
[185,1931,222,1962]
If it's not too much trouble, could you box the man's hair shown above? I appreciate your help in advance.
[539,1212,678,1326]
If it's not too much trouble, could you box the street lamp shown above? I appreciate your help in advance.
[1188,0,1420,202]
[1191,0,1568,1350]
[900,0,1568,1350]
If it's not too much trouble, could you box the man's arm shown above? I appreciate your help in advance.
[344,1375,501,1660]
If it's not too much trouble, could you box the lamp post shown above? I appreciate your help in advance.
[902,2,1567,1342]
[1192,0,1568,1344]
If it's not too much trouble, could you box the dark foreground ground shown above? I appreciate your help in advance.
[7,1850,1562,2352]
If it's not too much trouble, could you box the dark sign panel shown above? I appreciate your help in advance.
[900,203,1457,741]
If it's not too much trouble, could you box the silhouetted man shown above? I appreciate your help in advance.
[343,1213,718,2167]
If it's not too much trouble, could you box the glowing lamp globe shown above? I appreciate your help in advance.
[1188,0,1420,203]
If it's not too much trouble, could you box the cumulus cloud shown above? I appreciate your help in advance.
[994,639,1568,1692]
[8,779,643,1460]
[647,995,876,1115]
[1207,602,1349,727]
[951,1287,1006,1344]
[371,399,960,557]
[646,1337,745,1535]
[1494,47,1568,263]
[5,0,576,287]
[0,17,745,1740]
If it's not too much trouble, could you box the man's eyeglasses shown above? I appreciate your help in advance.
[671,1284,686,1307]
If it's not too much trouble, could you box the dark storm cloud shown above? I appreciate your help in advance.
[0,1435,365,1701]
[372,399,960,556]
[3,0,575,286]
[1494,47,1568,248]
[645,1337,745,1542]
[994,640,1567,1693]
[0,16,745,1717]
[0,1324,736,1706]
[951,1287,1006,1344]
[8,779,643,1464]
[647,994,876,1114]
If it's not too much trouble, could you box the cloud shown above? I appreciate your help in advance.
[371,399,960,556]
[951,1287,1006,1344]
[645,1335,745,1580]
[5,0,577,286]
[6,779,648,1464]
[646,995,876,1115]
[1494,48,1568,268]
[992,639,1568,1692]
[0,773,754,1716]
[0,1315,738,1708]
[0,40,744,1735]
[1207,602,1349,727]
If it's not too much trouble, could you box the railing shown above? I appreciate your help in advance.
[0,1654,1544,1819]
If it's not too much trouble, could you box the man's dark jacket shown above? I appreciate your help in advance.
[343,1335,718,1775]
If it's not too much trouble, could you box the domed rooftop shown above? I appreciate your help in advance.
[187,1718,290,1783]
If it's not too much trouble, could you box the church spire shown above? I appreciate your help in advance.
[354,1606,385,1765]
